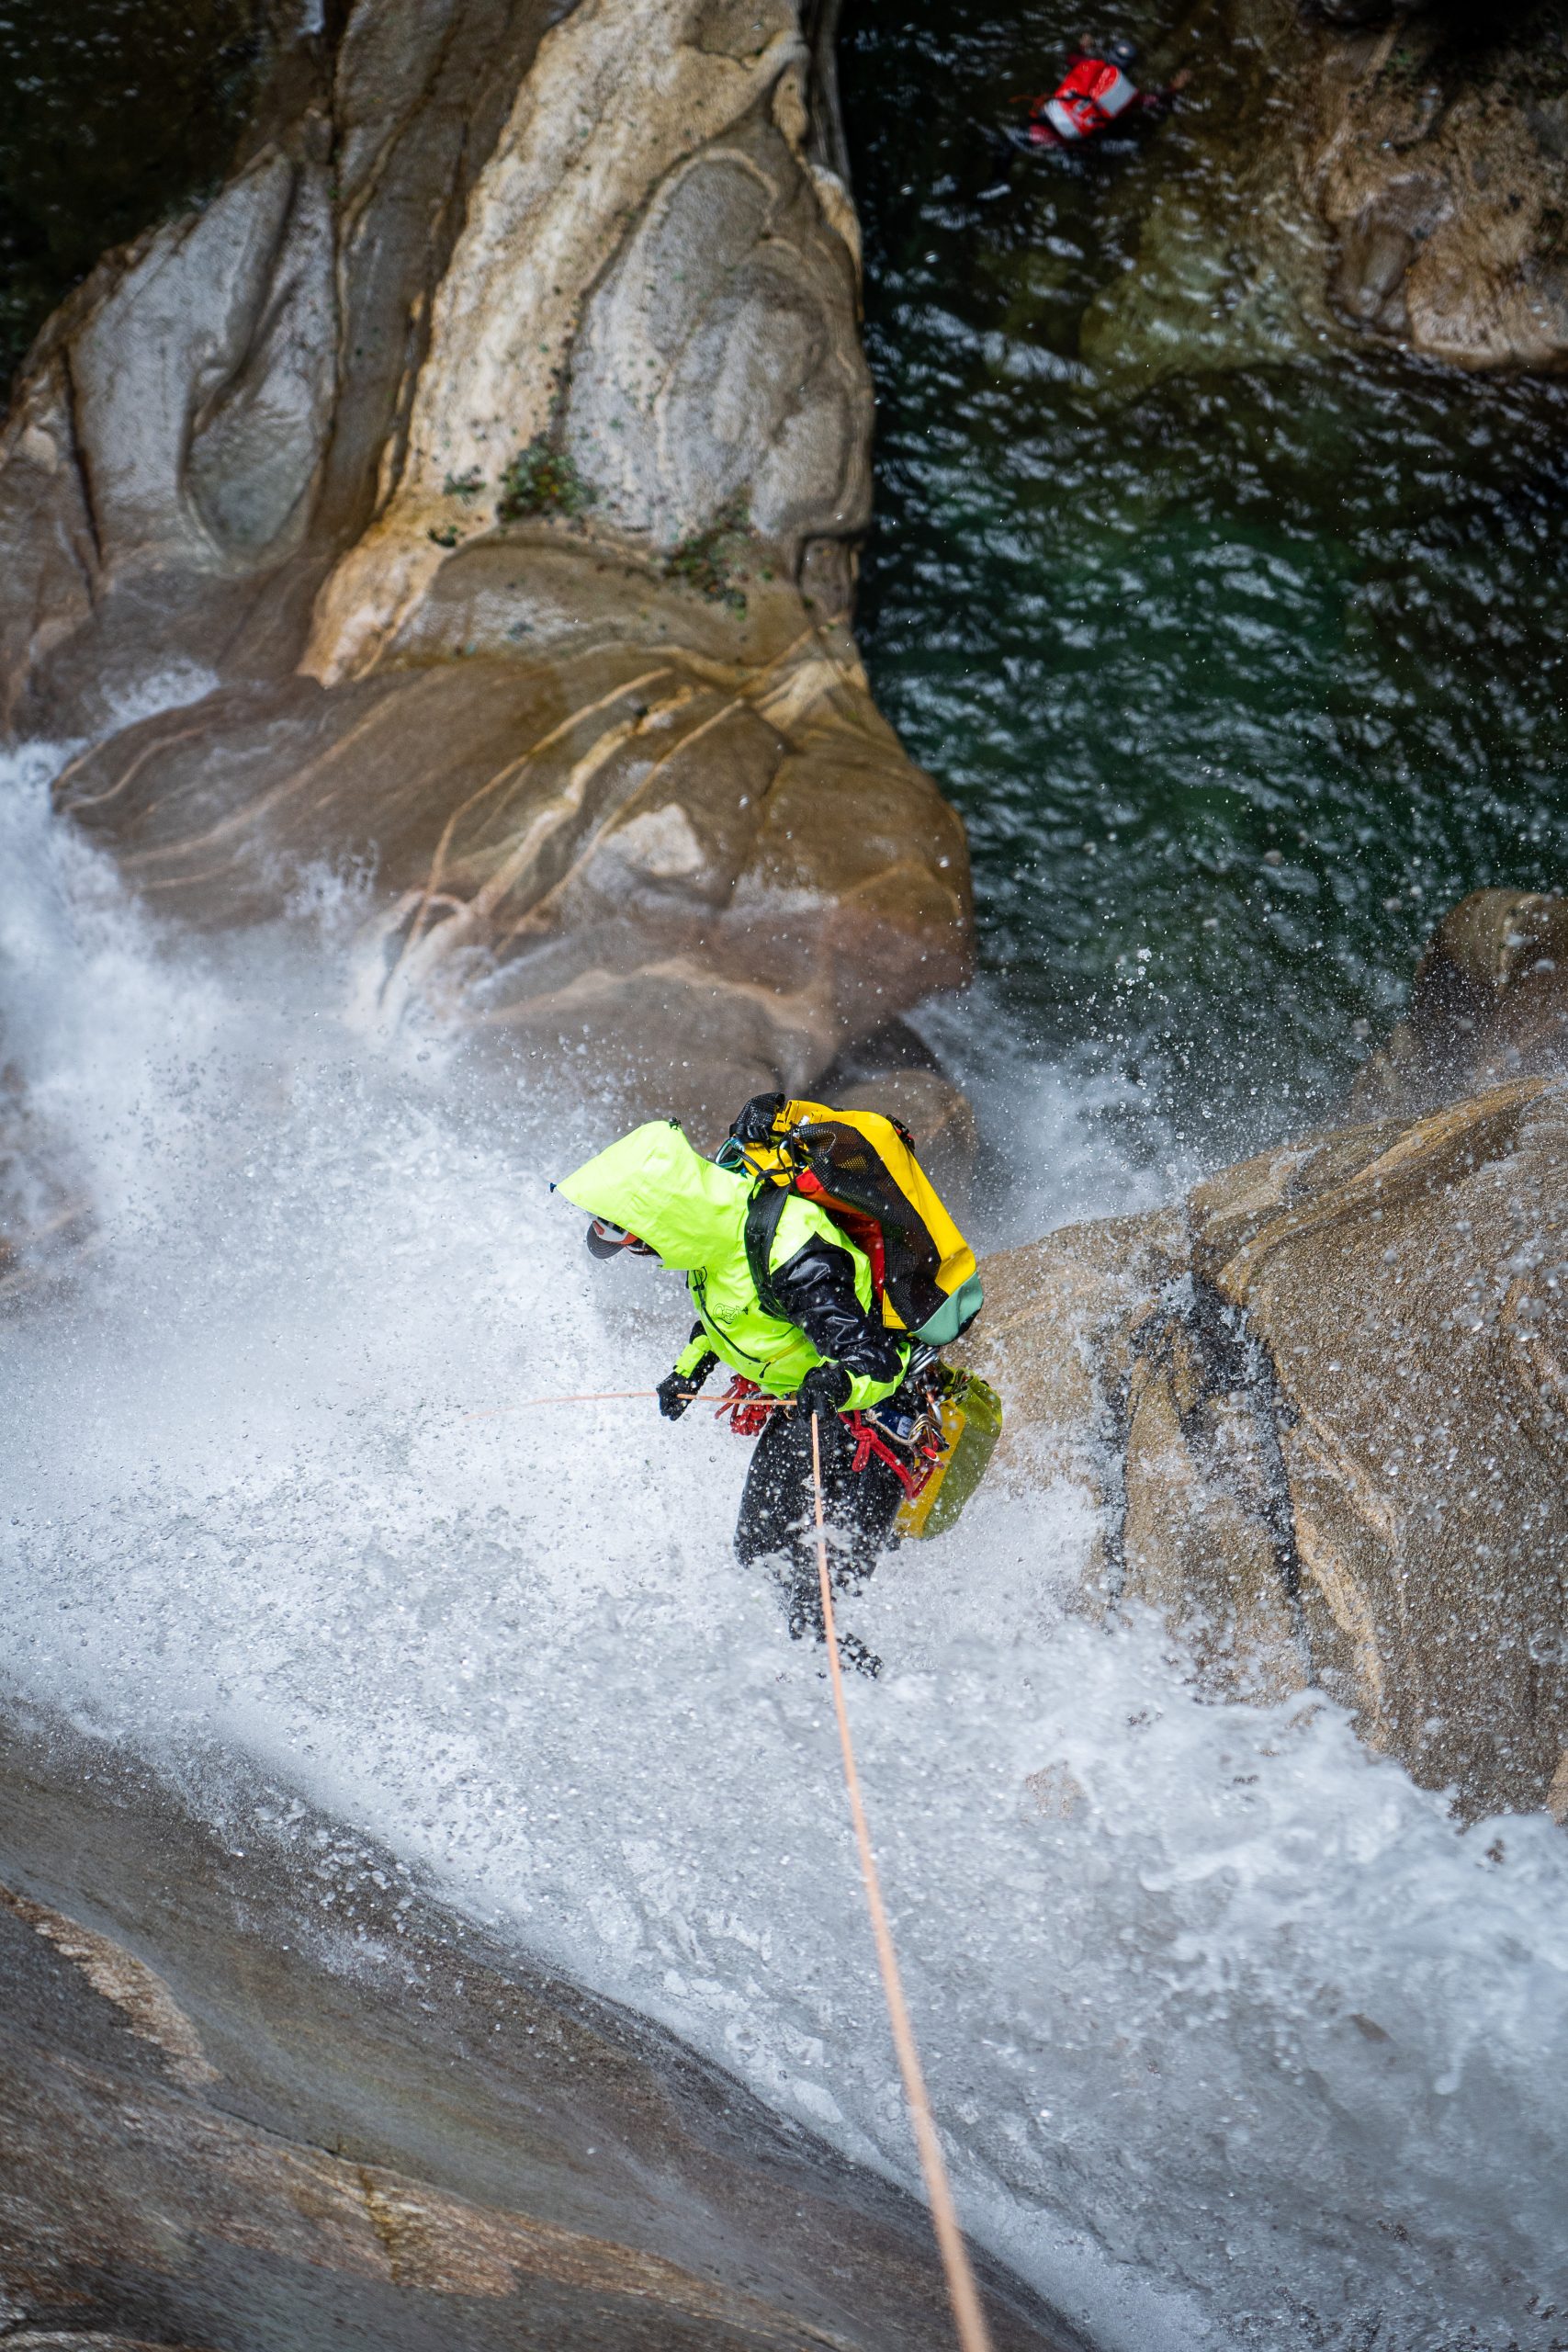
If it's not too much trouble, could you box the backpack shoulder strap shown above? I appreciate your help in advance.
[743,1182,791,1320]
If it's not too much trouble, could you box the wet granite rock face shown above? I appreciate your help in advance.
[51,625,965,1126]
[962,910,1568,1824]
[300,0,875,684]
[0,0,969,1138]
[1302,1,1568,368]
[0,1710,1080,2352]
[1351,888,1568,1117]
[1085,0,1568,379]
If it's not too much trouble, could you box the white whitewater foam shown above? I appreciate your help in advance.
[5,755,1566,2352]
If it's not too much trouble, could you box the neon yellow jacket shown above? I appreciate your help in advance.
[557,1120,908,1409]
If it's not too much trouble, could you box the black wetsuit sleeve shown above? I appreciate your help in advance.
[771,1238,908,1385]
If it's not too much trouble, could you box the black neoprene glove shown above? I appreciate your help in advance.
[658,1354,716,1420]
[798,1361,852,1419]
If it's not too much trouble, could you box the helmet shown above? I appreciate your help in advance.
[1107,36,1138,65]
[585,1216,655,1260]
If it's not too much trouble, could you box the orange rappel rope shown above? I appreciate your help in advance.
[464,1390,657,1421]
[808,1413,997,2352]
[466,1385,793,1424]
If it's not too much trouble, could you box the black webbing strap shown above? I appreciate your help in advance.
[743,1182,790,1321]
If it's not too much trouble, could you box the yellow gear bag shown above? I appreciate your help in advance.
[897,1367,1004,1540]
[730,1096,983,1347]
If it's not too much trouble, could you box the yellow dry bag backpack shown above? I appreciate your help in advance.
[720,1094,984,1346]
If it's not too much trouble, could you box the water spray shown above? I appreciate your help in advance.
[809,1410,997,2352]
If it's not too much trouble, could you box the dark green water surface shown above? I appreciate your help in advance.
[840,1,1568,1152]
[0,0,265,380]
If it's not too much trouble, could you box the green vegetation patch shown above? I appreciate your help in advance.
[664,495,751,613]
[496,436,596,521]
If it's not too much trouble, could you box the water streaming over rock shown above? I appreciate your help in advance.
[5,3,1568,2345]
[5,747,1567,2350]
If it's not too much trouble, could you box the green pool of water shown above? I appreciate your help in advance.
[840,0,1568,1152]
[0,0,265,381]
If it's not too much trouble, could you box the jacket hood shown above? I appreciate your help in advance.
[556,1121,746,1271]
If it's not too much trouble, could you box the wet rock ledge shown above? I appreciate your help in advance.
[1081,0,1568,380]
[0,0,969,1137]
[1303,0,1568,368]
[964,893,1568,1826]
[0,1704,1080,2352]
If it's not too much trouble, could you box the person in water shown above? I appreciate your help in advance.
[557,1112,921,1675]
[1007,38,1188,153]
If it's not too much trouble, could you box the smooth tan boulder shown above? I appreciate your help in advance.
[1081,0,1568,380]
[0,0,969,1140]
[964,1076,1568,1820]
[51,625,966,1133]
[1303,9,1568,369]
[1351,888,1568,1117]
[301,0,873,684]
[0,1713,1080,2352]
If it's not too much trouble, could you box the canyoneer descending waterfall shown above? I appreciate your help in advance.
[557,1096,999,1676]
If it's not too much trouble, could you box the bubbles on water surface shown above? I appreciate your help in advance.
[840,0,1568,1160]
[4,764,1567,2352]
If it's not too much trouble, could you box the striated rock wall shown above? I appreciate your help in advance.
[0,0,969,1147]
[965,1073,1568,1821]
[302,0,873,683]
[1301,1,1568,368]
[0,0,551,733]
[0,1708,1079,2352]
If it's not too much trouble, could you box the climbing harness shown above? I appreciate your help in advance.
[464,1370,1003,1539]
[807,1413,997,2352]
[845,1405,941,1498]
[709,1364,1005,1541]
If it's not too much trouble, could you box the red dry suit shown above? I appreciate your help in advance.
[1025,53,1169,147]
